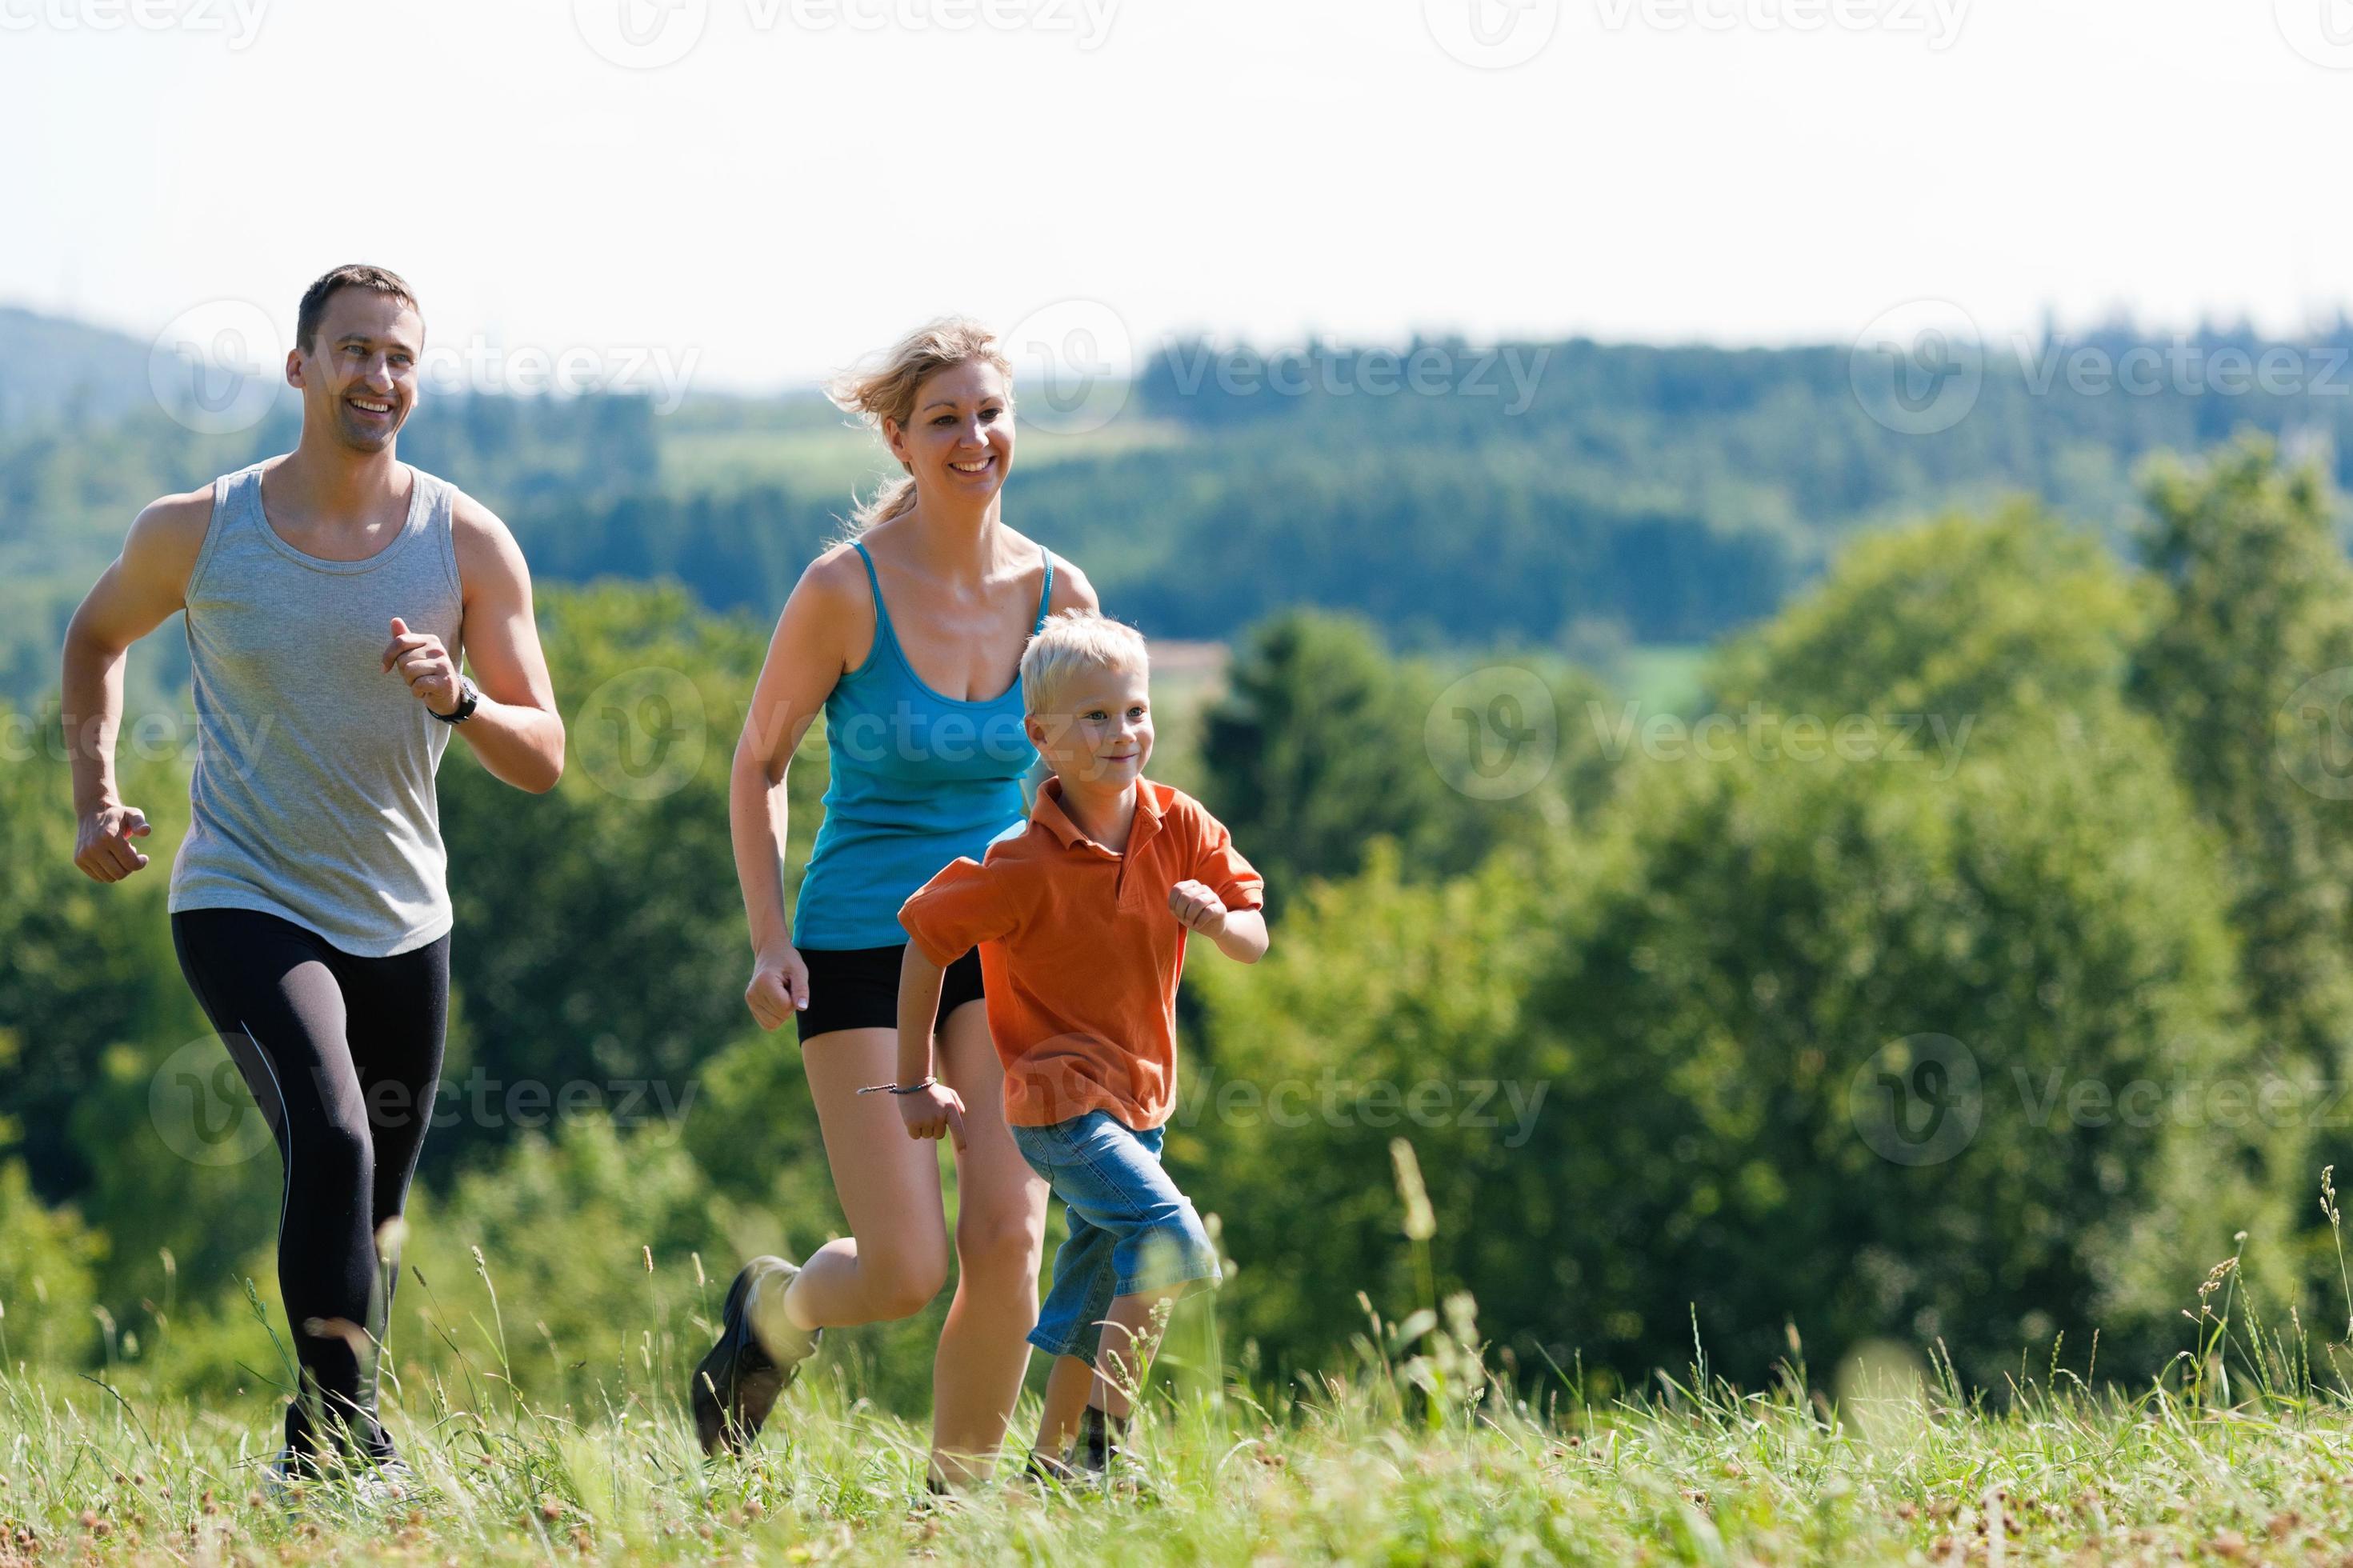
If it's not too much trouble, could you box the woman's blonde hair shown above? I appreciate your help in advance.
[826,317,1014,533]
[1020,609,1150,719]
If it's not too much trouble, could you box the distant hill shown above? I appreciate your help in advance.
[7,305,2353,712]
[0,306,156,430]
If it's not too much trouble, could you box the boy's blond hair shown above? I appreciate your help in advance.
[1020,609,1150,718]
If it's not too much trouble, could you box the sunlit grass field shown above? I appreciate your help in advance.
[15,1329,2353,1565]
[12,1185,2353,1566]
[655,393,1194,498]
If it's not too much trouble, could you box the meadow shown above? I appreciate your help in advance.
[8,1195,2353,1567]
[15,319,2353,1563]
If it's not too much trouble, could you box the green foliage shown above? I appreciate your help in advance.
[433,581,822,1170]
[2127,437,2353,1082]
[1195,610,1607,899]
[0,1162,102,1370]
[392,1118,734,1406]
[14,415,2353,1431]
[1707,501,2151,726]
[1529,730,2274,1392]
[0,711,201,1201]
[1180,843,1558,1371]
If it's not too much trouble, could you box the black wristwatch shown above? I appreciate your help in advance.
[431,678,480,725]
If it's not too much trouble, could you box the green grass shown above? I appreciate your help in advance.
[17,1226,2353,1568]
[17,1345,2353,1564]
[656,392,1191,498]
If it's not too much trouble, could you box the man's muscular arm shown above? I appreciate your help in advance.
[61,491,211,882]
[380,494,564,794]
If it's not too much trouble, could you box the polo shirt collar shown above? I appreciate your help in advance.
[1033,774,1162,854]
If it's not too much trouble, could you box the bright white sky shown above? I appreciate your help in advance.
[4,0,2349,392]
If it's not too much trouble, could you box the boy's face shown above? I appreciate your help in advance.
[1029,662,1153,790]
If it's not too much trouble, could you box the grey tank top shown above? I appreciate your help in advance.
[169,461,465,957]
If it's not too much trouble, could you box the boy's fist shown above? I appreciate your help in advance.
[898,1081,968,1150]
[1168,879,1229,937]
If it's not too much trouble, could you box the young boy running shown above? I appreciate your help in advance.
[890,610,1269,1479]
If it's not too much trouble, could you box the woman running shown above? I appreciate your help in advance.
[690,319,1100,1489]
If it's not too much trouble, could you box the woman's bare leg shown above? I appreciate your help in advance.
[928,999,1050,1485]
[778,1028,954,1332]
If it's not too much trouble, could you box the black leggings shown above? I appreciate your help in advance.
[171,907,449,1462]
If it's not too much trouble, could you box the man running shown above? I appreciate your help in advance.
[60,264,565,1484]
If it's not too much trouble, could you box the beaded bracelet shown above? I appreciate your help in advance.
[856,1076,938,1097]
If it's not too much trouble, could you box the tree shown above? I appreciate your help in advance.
[2127,438,2353,1087]
[1197,610,1607,903]
[432,582,820,1170]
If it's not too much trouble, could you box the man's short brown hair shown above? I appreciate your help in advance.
[295,264,420,354]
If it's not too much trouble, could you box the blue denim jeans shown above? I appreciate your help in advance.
[1009,1110,1222,1363]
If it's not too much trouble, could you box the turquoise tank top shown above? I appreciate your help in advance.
[792,538,1054,950]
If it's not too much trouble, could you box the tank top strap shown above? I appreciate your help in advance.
[1032,544,1055,634]
[222,462,266,536]
[850,539,896,646]
[189,464,262,598]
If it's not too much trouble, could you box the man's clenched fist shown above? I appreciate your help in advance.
[75,802,152,882]
[382,615,461,715]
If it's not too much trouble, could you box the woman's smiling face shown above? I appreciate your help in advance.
[886,357,1014,505]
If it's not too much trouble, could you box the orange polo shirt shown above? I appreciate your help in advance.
[896,774,1265,1130]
